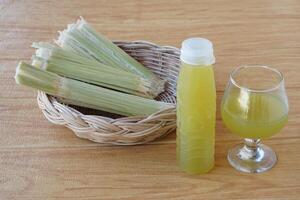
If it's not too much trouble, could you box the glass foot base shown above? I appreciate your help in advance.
[228,140,277,173]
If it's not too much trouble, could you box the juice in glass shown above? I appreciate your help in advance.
[222,91,288,139]
[221,65,289,173]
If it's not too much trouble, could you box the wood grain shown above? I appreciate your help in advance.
[0,0,300,199]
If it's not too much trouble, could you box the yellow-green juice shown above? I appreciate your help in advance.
[177,62,216,174]
[221,91,288,139]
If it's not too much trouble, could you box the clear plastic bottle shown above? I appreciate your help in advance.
[177,38,216,174]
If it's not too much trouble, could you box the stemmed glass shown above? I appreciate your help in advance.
[221,66,289,173]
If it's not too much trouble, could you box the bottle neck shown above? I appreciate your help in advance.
[180,55,215,66]
[181,60,213,68]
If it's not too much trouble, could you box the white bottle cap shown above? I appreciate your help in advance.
[180,38,215,66]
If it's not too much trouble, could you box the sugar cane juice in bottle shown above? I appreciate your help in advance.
[177,38,216,174]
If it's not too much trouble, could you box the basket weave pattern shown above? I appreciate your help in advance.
[37,41,180,145]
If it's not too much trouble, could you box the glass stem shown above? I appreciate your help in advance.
[239,138,264,161]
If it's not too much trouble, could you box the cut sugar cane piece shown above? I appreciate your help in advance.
[56,17,165,97]
[32,42,156,98]
[15,62,173,116]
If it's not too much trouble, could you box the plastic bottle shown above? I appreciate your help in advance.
[176,38,216,174]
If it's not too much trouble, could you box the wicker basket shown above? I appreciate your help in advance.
[37,40,180,145]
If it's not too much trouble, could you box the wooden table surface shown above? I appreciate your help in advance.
[1,0,300,199]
